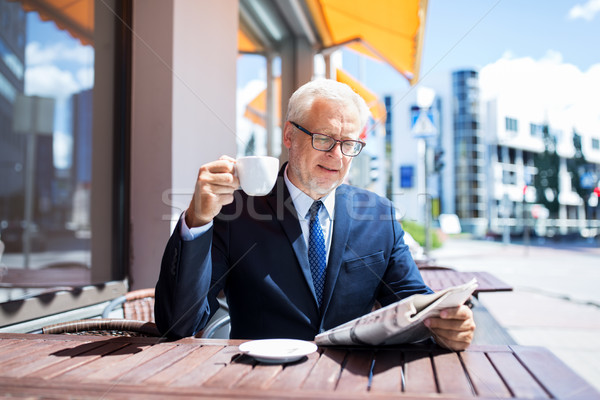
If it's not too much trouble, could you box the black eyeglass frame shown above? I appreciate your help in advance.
[290,121,366,157]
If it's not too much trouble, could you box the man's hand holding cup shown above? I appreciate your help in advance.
[186,155,279,228]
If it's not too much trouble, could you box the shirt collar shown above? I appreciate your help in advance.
[284,165,336,220]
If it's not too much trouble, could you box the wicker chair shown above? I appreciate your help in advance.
[39,318,161,337]
[101,288,230,338]
[102,288,155,322]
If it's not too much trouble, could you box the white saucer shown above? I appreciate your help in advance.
[238,339,317,364]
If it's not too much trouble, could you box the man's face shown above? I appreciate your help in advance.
[284,98,361,200]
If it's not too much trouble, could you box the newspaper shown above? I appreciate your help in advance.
[315,278,478,346]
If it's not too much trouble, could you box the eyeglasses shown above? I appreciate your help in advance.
[290,122,366,157]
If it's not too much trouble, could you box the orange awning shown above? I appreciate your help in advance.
[14,0,265,53]
[306,0,428,85]
[238,29,265,54]
[336,68,386,123]
[13,0,94,46]
[243,77,281,128]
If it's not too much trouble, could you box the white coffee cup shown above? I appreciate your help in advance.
[236,156,279,196]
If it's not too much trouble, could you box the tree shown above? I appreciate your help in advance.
[569,131,591,197]
[569,130,598,219]
[533,124,560,216]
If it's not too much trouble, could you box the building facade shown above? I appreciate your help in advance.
[387,68,600,238]
[485,95,600,238]
[0,0,26,222]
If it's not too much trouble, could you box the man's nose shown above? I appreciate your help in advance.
[328,141,345,158]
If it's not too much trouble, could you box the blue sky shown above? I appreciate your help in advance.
[342,0,600,93]
[236,0,600,154]
[337,0,600,135]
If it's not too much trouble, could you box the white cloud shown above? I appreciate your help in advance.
[24,42,94,98]
[53,131,72,169]
[568,0,600,21]
[76,67,94,90]
[480,50,600,134]
[25,42,94,66]
[25,64,80,98]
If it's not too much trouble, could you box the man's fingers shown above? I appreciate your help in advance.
[424,304,476,351]
[201,158,236,174]
[218,155,236,163]
[425,317,475,332]
[431,327,474,341]
[431,332,471,351]
[187,156,238,227]
[201,173,239,190]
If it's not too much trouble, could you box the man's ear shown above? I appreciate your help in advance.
[283,121,293,149]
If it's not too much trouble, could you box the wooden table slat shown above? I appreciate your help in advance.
[117,343,197,384]
[234,362,284,390]
[301,348,346,391]
[336,349,373,392]
[202,354,256,389]
[0,337,52,363]
[403,350,438,393]
[5,339,108,379]
[266,351,321,390]
[460,351,512,398]
[26,339,129,380]
[53,341,135,381]
[0,337,25,349]
[144,344,223,385]
[432,351,475,396]
[420,270,513,295]
[488,351,550,399]
[511,345,600,400]
[369,349,403,393]
[170,344,237,387]
[83,343,177,382]
[27,342,119,379]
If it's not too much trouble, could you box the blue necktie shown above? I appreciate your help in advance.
[308,201,326,306]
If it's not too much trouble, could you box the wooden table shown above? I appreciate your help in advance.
[420,269,513,297]
[0,333,597,399]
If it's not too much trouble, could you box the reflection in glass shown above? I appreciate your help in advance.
[0,0,94,299]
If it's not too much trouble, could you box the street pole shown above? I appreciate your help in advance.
[523,189,530,256]
[424,139,431,256]
[23,103,38,269]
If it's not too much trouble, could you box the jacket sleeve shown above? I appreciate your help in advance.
[154,218,220,339]
[376,206,434,307]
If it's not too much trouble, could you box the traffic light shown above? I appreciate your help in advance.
[434,149,444,173]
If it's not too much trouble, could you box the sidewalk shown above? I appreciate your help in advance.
[430,236,600,392]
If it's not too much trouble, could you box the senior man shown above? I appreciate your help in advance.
[155,78,475,350]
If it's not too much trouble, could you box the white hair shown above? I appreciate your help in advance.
[286,78,370,131]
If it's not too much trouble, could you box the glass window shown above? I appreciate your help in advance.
[0,0,128,305]
[236,54,281,158]
[505,117,518,132]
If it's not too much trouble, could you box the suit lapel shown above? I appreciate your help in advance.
[265,167,319,307]
[320,185,352,317]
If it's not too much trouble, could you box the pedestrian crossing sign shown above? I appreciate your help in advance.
[411,108,437,138]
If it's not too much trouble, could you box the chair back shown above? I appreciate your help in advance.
[102,288,155,322]
[123,288,155,321]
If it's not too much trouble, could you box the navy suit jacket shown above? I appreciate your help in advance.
[155,167,432,340]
